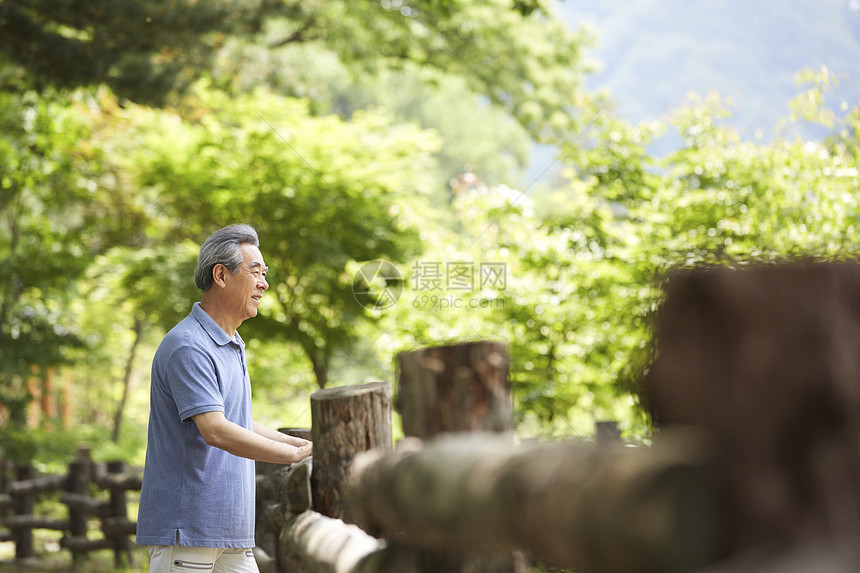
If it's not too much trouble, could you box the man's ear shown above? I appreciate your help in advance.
[212,264,228,288]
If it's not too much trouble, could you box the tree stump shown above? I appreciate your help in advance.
[310,382,392,520]
[395,341,511,439]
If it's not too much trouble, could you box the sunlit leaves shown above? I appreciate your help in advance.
[120,81,440,387]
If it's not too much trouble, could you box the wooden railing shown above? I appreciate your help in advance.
[0,445,138,567]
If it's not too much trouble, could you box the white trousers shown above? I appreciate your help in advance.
[148,545,260,573]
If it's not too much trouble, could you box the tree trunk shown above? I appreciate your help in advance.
[347,431,719,573]
[395,341,511,439]
[309,352,329,389]
[310,382,392,520]
[113,318,143,442]
[41,367,56,421]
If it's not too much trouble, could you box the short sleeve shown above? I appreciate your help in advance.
[167,345,226,422]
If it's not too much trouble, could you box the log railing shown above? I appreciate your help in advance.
[253,340,703,573]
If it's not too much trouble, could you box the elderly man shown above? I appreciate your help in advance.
[137,224,312,573]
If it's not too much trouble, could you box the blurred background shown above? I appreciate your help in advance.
[1,0,859,477]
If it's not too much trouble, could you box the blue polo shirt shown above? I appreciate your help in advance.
[136,303,255,548]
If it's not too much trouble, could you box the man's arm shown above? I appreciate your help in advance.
[192,411,313,464]
[253,421,312,447]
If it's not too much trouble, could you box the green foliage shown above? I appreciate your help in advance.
[251,0,594,140]
[0,0,285,104]
[366,70,860,439]
[0,422,144,471]
[2,0,859,476]
[118,81,440,387]
[1,0,594,141]
[0,90,98,425]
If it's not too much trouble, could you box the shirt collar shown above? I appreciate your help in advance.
[191,302,245,348]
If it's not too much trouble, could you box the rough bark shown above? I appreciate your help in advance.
[279,510,389,573]
[285,458,312,513]
[395,341,511,439]
[310,382,392,520]
[257,457,312,512]
[347,431,718,573]
[644,263,860,555]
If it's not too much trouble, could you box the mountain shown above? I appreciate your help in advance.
[555,0,860,139]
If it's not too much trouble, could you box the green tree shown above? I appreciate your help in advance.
[1,90,96,425]
[1,0,595,139]
[0,88,159,458]
[120,82,440,388]
[370,71,860,439]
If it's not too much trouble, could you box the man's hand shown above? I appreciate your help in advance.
[253,421,312,458]
[193,411,312,464]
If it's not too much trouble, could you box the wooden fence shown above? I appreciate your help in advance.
[0,445,138,567]
[252,341,713,573]
[8,262,860,572]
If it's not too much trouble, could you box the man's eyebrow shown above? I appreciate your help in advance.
[249,261,269,273]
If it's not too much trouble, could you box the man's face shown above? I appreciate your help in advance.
[224,243,269,323]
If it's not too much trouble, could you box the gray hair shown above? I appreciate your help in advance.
[194,224,260,292]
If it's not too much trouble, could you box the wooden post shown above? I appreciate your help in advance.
[256,428,311,573]
[395,341,514,571]
[310,382,392,521]
[279,428,312,441]
[106,460,133,567]
[12,464,35,560]
[67,445,93,564]
[596,420,621,448]
[395,341,511,439]
[644,262,860,554]
[0,446,6,493]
